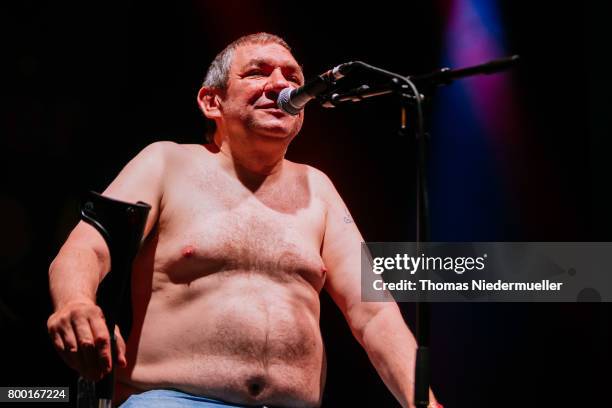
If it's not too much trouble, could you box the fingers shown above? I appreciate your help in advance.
[48,314,86,374]
[47,301,116,380]
[72,316,103,380]
[57,321,78,353]
[90,316,112,373]
[114,325,127,368]
[50,331,65,351]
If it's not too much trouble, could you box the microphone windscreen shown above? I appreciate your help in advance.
[277,88,301,116]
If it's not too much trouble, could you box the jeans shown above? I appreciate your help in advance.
[119,389,270,408]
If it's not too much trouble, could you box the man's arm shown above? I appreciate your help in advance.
[316,169,438,408]
[47,141,169,380]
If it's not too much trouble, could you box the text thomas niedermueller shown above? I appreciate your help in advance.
[373,279,564,292]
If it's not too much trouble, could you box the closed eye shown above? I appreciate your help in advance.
[245,69,265,77]
[243,68,302,84]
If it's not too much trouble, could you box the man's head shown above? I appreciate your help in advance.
[198,33,304,145]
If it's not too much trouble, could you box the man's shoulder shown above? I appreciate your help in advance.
[137,140,194,157]
[136,141,214,166]
[285,160,338,200]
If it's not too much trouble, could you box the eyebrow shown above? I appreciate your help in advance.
[243,57,304,76]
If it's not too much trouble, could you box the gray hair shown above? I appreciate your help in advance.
[201,33,292,141]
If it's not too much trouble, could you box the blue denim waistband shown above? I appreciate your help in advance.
[119,388,270,408]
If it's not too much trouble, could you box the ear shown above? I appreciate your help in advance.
[197,87,222,120]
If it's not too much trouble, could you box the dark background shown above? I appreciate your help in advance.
[1,1,611,407]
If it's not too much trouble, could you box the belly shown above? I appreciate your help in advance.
[118,273,325,407]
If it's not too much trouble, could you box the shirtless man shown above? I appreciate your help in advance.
[47,33,440,408]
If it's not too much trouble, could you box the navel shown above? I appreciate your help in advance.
[246,375,266,397]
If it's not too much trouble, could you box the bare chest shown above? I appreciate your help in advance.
[149,168,327,292]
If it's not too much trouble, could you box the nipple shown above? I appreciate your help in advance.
[181,245,196,258]
[320,266,328,286]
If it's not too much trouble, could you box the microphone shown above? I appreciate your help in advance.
[277,62,354,115]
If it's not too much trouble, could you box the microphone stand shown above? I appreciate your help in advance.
[319,56,519,408]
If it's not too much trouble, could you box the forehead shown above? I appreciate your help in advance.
[231,42,302,73]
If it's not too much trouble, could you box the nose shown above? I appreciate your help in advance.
[263,68,292,97]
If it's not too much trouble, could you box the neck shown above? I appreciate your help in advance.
[213,130,288,188]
